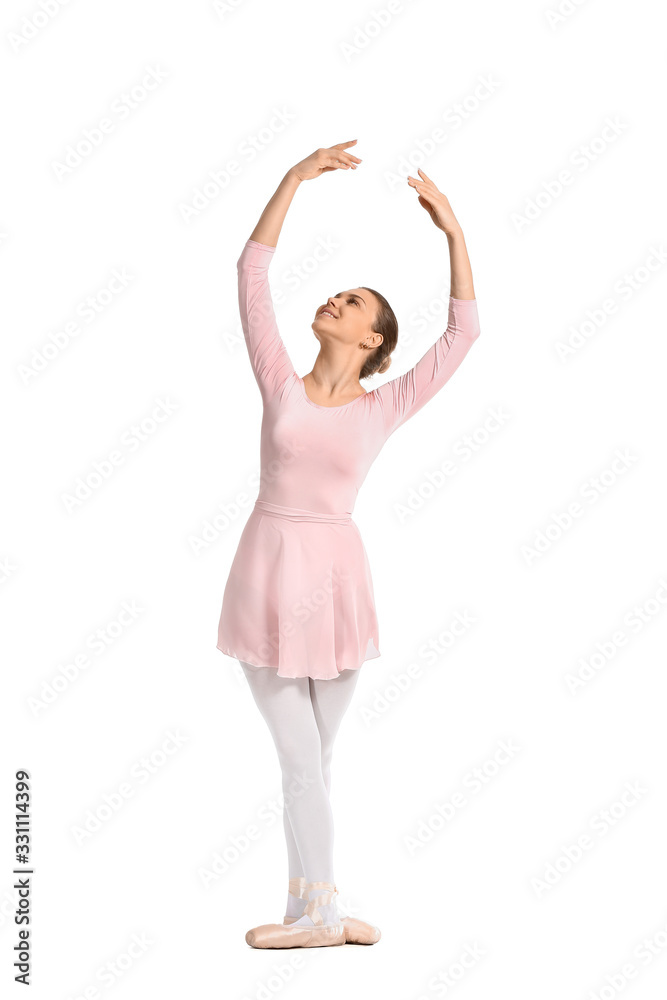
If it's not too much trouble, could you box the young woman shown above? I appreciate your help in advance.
[216,140,481,949]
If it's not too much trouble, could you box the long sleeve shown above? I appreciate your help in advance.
[378,295,481,437]
[237,238,296,403]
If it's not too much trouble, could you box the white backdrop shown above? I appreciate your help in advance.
[2,0,666,997]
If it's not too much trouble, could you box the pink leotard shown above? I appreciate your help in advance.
[217,238,481,679]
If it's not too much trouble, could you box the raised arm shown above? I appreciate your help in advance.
[248,169,301,248]
[237,238,295,403]
[379,172,481,435]
[238,143,363,402]
[407,168,475,299]
[249,141,362,247]
[378,288,480,436]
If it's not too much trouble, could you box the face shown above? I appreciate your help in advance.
[312,288,383,350]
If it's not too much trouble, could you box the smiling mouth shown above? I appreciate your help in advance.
[319,309,337,319]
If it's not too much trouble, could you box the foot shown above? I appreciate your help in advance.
[339,916,381,945]
[283,914,380,944]
[282,877,380,945]
[246,881,344,949]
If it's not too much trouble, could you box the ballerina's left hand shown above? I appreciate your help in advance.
[407,168,460,236]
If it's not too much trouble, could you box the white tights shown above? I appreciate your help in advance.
[240,661,360,922]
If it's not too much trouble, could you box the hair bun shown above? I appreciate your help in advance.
[377,356,391,375]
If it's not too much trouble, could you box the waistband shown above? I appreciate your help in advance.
[254,500,352,525]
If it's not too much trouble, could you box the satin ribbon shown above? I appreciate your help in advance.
[287,877,338,927]
[288,876,307,897]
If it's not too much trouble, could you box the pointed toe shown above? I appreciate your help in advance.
[342,916,381,945]
[245,922,285,948]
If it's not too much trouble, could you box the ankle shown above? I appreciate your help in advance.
[285,876,306,918]
[311,900,339,925]
[294,880,340,927]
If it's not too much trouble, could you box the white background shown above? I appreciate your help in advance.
[2,0,666,997]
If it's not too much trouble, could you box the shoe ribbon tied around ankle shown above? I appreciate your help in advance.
[288,876,307,898]
[292,879,338,926]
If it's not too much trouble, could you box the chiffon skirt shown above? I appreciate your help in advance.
[216,500,381,680]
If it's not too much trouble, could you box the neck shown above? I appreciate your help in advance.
[308,351,364,394]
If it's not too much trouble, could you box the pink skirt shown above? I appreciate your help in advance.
[216,500,381,680]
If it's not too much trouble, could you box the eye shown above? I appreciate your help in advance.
[347,297,359,306]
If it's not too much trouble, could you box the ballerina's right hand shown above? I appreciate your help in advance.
[291,141,362,181]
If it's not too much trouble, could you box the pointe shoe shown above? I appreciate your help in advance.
[283,875,381,945]
[246,881,345,949]
[340,916,381,945]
